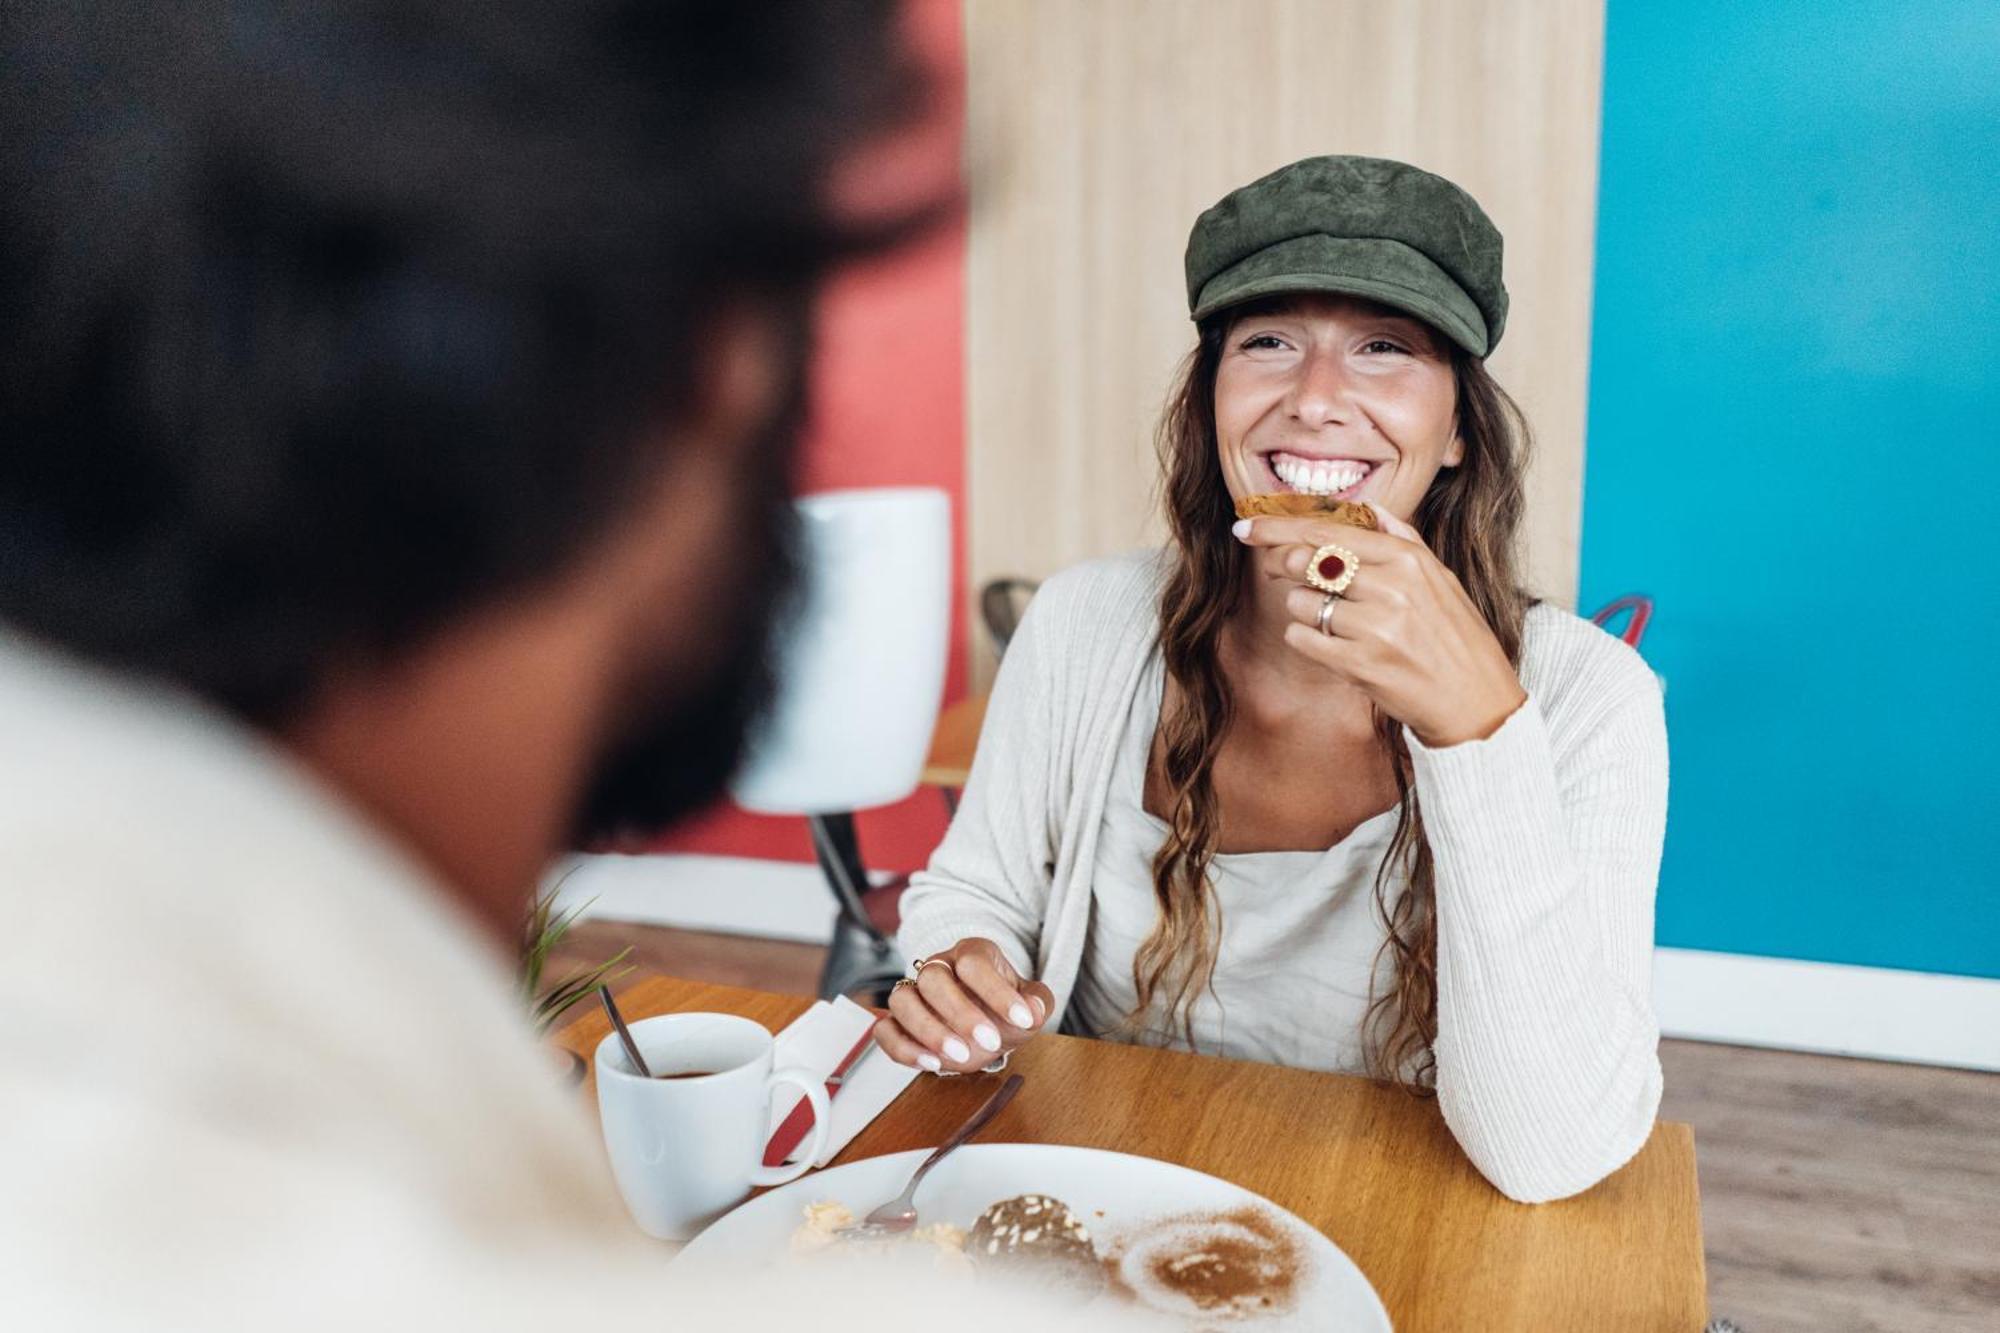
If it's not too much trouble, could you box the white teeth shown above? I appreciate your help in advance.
[1271,454,1367,495]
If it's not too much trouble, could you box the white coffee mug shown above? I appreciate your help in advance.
[595,1013,831,1240]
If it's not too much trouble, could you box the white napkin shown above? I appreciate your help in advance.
[767,996,919,1168]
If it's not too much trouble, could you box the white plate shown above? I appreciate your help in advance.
[677,1143,1391,1331]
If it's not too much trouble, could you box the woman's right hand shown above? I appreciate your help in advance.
[873,937,1054,1074]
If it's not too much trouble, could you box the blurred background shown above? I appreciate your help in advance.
[553,4,1998,1323]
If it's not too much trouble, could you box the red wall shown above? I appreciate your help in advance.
[652,0,966,873]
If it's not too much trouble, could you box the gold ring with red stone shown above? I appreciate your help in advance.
[1306,542,1359,597]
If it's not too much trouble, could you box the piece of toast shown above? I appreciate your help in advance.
[1232,494,1380,528]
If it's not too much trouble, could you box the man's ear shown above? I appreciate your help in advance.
[687,303,786,454]
[605,303,788,612]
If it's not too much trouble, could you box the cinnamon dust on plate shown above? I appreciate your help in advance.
[1102,1205,1307,1321]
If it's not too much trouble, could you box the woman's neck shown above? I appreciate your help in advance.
[1217,568,1378,738]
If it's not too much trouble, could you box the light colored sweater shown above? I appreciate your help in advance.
[0,628,1126,1332]
[898,549,1670,1204]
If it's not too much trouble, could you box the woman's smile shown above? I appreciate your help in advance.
[1261,450,1387,500]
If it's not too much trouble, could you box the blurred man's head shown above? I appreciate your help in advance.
[0,2,943,906]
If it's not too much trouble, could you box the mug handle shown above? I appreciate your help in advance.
[750,1066,831,1187]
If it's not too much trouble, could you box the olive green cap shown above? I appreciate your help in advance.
[1184,155,1508,356]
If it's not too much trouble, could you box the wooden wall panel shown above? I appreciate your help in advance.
[964,0,1606,684]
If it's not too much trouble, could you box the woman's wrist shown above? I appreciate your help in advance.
[1411,680,1528,749]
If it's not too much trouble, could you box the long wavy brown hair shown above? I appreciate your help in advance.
[1133,296,1534,1093]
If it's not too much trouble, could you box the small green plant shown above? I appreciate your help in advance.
[522,872,634,1035]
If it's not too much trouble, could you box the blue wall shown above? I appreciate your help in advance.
[1581,1,2000,978]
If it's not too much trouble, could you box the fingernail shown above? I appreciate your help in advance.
[943,1037,970,1063]
[1031,995,1048,1021]
[1231,519,1253,541]
[918,1052,942,1072]
[974,1024,1001,1052]
[1008,1003,1034,1028]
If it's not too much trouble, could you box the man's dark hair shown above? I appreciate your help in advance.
[0,1,937,724]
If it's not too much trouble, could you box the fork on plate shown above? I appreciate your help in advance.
[837,1074,1024,1241]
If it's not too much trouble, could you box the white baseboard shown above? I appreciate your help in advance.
[1653,946,2000,1073]
[550,854,2000,1072]
[545,851,870,946]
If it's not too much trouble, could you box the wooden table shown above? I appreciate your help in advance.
[919,693,988,789]
[558,975,1708,1331]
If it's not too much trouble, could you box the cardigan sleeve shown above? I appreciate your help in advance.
[1406,643,1668,1203]
[894,591,1063,980]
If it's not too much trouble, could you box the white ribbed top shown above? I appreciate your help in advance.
[1068,646,1401,1069]
[899,549,1670,1203]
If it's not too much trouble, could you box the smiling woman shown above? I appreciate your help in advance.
[1217,295,1462,511]
[886,156,1672,1206]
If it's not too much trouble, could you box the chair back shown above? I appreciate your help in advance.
[732,488,951,814]
[980,578,1040,660]
[1590,594,1654,650]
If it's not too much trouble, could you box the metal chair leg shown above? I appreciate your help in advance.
[821,922,904,1005]
[808,813,880,939]
[808,812,905,1002]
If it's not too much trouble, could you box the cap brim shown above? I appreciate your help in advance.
[1190,234,1489,356]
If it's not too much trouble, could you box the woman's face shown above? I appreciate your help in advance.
[1213,294,1462,522]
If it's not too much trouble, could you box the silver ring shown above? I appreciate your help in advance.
[1316,592,1338,636]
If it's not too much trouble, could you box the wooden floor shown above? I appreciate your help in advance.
[1658,1038,1999,1332]
[550,921,2000,1333]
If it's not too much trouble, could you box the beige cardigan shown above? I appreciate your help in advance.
[898,549,1670,1203]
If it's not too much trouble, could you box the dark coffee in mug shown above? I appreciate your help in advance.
[597,1011,833,1239]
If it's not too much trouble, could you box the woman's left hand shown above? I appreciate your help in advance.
[1235,503,1527,747]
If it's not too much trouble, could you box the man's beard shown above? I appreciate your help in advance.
[568,369,806,847]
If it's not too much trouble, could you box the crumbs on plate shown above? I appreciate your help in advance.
[791,1201,970,1272]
